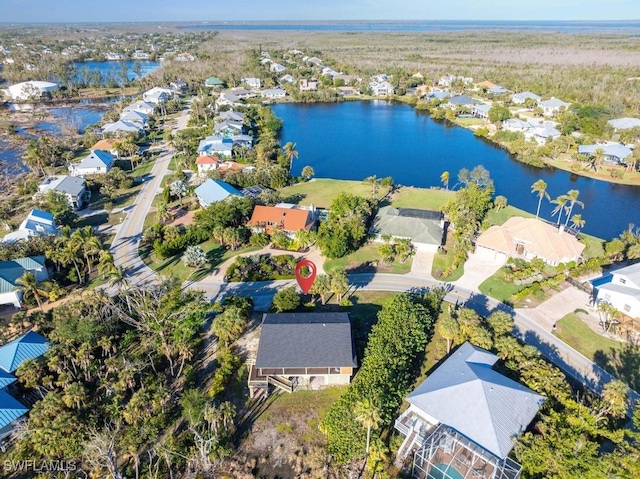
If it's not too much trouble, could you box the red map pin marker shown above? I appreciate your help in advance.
[295,259,317,294]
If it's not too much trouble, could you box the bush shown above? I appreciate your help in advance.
[271,287,301,312]
[249,233,270,247]
[225,254,297,282]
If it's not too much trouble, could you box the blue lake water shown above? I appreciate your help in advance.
[71,60,161,85]
[273,101,640,241]
[184,20,640,34]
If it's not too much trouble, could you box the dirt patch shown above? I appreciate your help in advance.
[166,208,196,228]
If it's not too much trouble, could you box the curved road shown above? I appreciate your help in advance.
[110,103,637,408]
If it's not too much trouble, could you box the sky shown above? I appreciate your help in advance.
[2,0,640,23]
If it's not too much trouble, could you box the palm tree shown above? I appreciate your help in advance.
[531,180,549,219]
[364,175,379,198]
[354,398,381,458]
[16,271,49,311]
[569,214,585,232]
[564,190,584,227]
[155,201,171,224]
[592,147,605,172]
[301,165,314,180]
[440,171,450,190]
[283,142,298,172]
[551,194,569,225]
[494,195,508,211]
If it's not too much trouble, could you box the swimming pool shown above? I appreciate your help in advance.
[429,463,464,479]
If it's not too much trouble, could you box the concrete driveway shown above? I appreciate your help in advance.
[410,250,435,279]
[453,250,505,290]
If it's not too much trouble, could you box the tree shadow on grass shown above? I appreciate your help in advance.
[280,193,306,204]
[594,339,640,392]
[189,247,227,282]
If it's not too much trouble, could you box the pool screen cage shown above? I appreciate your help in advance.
[412,424,522,479]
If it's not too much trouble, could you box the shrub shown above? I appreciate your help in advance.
[271,287,301,312]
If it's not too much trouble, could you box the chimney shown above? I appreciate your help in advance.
[558,225,565,235]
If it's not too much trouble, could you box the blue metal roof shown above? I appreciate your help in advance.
[0,331,49,373]
[0,369,16,390]
[194,179,242,207]
[0,390,27,429]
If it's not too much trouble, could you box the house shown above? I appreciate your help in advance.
[195,155,220,177]
[526,122,561,145]
[307,57,323,66]
[578,143,633,165]
[119,110,149,126]
[269,63,286,73]
[228,87,255,99]
[475,216,585,266]
[91,138,120,157]
[102,120,144,136]
[370,81,394,96]
[69,150,115,177]
[248,312,357,398]
[215,92,244,109]
[591,262,640,319]
[608,117,640,131]
[0,331,49,373]
[204,76,226,88]
[395,342,544,478]
[471,103,492,120]
[229,134,254,148]
[448,95,476,108]
[143,86,173,105]
[174,53,196,62]
[1,209,58,244]
[0,390,28,443]
[475,80,497,90]
[538,97,570,116]
[511,91,541,105]
[260,58,272,66]
[194,179,242,208]
[322,67,340,78]
[37,176,89,210]
[428,90,452,101]
[487,85,509,95]
[132,50,150,60]
[248,205,315,236]
[280,74,296,84]
[214,119,245,137]
[261,88,287,100]
[241,77,261,89]
[169,80,188,93]
[502,118,535,133]
[198,135,234,157]
[370,207,444,252]
[333,74,359,84]
[0,256,49,308]
[218,110,245,123]
[299,79,318,92]
[122,100,155,116]
[337,86,360,96]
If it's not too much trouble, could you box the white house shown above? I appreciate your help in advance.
[538,97,570,116]
[261,88,287,100]
[143,86,173,105]
[1,209,58,244]
[119,110,149,126]
[592,262,640,320]
[37,176,89,210]
[608,117,640,131]
[526,122,561,145]
[280,74,296,84]
[241,77,262,89]
[269,63,286,73]
[578,143,633,165]
[0,256,49,308]
[122,100,155,115]
[370,81,394,96]
[69,150,116,176]
[215,92,244,109]
[511,91,541,105]
[195,155,220,177]
[299,79,318,92]
[102,120,144,136]
[198,136,233,158]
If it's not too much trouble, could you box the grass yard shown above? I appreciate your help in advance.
[431,250,464,282]
[485,205,535,226]
[478,267,525,303]
[278,179,389,207]
[140,239,260,282]
[554,312,625,362]
[580,233,606,259]
[390,186,454,210]
[323,243,413,275]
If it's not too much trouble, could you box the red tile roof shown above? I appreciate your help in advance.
[248,205,313,233]
[196,155,220,165]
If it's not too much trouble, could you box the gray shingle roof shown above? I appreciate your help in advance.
[407,342,545,460]
[255,313,357,369]
[371,206,444,246]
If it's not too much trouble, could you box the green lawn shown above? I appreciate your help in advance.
[278,179,389,207]
[140,239,261,282]
[323,243,413,275]
[390,187,454,210]
[554,312,626,366]
[485,205,536,226]
[580,233,605,259]
[478,267,524,303]
[431,250,464,282]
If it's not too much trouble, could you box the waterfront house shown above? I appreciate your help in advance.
[248,205,315,236]
[269,63,287,74]
[214,119,245,138]
[608,117,640,130]
[229,134,254,148]
[122,100,155,115]
[447,95,476,108]
[204,76,226,88]
[198,136,234,158]
[37,176,89,210]
[143,86,173,105]
[0,256,49,308]
[337,86,360,96]
[280,74,296,84]
[241,77,262,89]
[526,122,561,145]
[119,110,149,127]
[428,90,452,101]
[471,103,492,120]
[395,342,544,478]
[1,210,58,244]
[538,97,570,116]
[591,262,640,320]
[215,92,245,109]
[370,207,444,252]
[195,155,220,178]
[69,149,116,176]
[194,179,242,208]
[370,81,395,96]
[261,88,287,100]
[475,216,585,266]
[248,312,357,398]
[299,79,319,92]
[102,120,144,136]
[502,118,535,133]
[218,110,245,123]
[228,87,255,99]
[578,143,632,165]
[511,91,541,105]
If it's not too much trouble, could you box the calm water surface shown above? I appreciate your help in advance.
[273,101,640,241]
[71,60,160,85]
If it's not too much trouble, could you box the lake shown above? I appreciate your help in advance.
[273,101,640,241]
[71,60,161,85]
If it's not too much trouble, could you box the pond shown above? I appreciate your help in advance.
[273,101,640,241]
[71,60,161,85]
